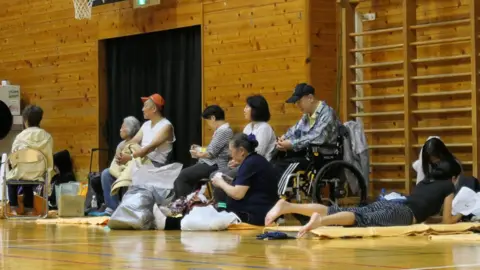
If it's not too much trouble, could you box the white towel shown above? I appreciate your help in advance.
[452,187,480,216]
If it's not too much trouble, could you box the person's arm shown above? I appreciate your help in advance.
[133,124,172,159]
[283,121,299,140]
[215,180,249,200]
[115,140,126,156]
[129,129,143,146]
[291,113,336,152]
[201,127,232,160]
[441,193,463,224]
[212,160,255,200]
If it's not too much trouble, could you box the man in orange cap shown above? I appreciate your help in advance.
[116,93,175,166]
[98,93,175,215]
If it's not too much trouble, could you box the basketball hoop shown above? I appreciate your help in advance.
[72,0,94,20]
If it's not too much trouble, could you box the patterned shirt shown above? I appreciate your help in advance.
[200,123,233,169]
[283,101,340,152]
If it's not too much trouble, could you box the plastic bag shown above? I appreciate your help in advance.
[131,161,182,189]
[180,205,241,231]
[108,185,174,230]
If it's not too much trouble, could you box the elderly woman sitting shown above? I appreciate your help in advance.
[154,133,279,229]
[92,116,141,216]
[7,105,53,216]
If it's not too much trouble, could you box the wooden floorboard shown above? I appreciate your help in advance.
[0,220,478,269]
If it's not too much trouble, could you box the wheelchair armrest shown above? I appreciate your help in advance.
[309,143,337,149]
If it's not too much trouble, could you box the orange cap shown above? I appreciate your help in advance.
[141,93,165,108]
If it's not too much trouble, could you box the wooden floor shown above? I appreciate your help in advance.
[0,221,479,269]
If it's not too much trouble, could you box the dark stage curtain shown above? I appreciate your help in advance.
[105,25,202,166]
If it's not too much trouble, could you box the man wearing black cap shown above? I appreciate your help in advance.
[274,83,340,195]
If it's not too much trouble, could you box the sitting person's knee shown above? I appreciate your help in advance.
[101,168,114,184]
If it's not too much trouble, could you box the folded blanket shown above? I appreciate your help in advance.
[36,216,109,226]
[265,223,480,239]
[429,234,480,241]
[228,223,263,230]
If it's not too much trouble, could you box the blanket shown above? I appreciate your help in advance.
[265,223,480,239]
[36,216,109,226]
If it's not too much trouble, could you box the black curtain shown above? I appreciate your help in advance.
[105,25,202,166]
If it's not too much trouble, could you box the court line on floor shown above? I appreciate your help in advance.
[0,233,170,243]
[0,253,161,270]
[7,246,282,269]
[403,263,480,270]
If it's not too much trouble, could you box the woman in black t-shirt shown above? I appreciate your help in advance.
[154,133,278,230]
[211,133,278,225]
[265,159,463,238]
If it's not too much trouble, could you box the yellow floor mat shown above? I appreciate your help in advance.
[265,223,480,239]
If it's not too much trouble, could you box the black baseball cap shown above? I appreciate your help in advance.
[285,83,315,103]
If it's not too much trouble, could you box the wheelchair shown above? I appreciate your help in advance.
[279,125,368,215]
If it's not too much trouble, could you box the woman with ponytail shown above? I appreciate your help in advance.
[153,133,279,229]
[210,133,279,225]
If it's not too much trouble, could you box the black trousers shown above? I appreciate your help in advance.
[8,185,34,208]
[173,162,218,199]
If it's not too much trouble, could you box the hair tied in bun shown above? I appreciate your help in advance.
[246,134,259,148]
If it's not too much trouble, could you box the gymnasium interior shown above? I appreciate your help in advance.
[0,0,479,269]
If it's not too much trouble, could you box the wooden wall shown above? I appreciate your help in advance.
[341,0,479,195]
[309,0,339,108]
[0,0,338,179]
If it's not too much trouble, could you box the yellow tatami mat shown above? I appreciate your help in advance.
[227,223,263,230]
[265,223,480,239]
[36,216,109,226]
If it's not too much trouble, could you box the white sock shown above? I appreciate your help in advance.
[153,204,166,230]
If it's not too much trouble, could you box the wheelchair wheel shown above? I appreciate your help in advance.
[311,160,367,205]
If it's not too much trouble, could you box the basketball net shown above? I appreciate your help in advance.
[73,0,94,20]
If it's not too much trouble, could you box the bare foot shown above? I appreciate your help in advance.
[297,212,323,238]
[265,199,289,226]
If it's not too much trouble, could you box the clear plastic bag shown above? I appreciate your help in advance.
[57,182,84,217]
[131,162,183,189]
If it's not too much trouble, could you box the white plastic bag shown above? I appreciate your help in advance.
[181,205,241,231]
[131,161,182,189]
[452,187,480,216]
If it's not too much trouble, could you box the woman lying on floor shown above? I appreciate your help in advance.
[154,133,279,229]
[265,158,463,238]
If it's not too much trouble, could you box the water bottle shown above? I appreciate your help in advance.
[91,195,98,209]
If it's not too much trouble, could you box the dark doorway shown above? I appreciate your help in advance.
[104,25,202,166]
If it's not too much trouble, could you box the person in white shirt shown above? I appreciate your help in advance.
[210,95,276,202]
[99,93,175,216]
[242,95,277,161]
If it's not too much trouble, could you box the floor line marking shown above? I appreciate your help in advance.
[0,253,163,270]
[403,263,480,270]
